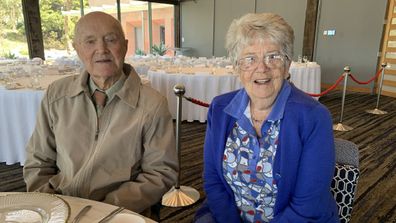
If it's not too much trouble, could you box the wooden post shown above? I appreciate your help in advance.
[21,0,45,59]
[302,0,319,61]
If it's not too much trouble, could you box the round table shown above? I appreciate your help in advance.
[148,70,242,122]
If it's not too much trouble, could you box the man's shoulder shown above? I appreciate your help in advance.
[138,85,168,106]
[140,85,166,100]
[46,75,82,102]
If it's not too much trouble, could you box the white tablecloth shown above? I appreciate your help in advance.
[0,86,44,165]
[148,71,242,122]
[289,62,321,96]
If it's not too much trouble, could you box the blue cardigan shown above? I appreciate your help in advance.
[201,83,339,223]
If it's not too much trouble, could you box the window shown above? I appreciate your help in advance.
[39,0,175,58]
[160,26,166,45]
[0,0,28,59]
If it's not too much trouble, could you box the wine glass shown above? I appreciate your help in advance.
[30,74,41,89]
[297,55,302,63]
[302,55,308,63]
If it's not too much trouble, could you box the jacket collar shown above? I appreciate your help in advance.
[68,63,141,109]
[224,80,291,121]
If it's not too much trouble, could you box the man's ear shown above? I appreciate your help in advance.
[125,39,129,51]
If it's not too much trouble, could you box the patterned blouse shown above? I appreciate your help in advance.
[223,116,280,223]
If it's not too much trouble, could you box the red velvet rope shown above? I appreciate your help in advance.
[349,68,383,85]
[183,68,383,105]
[306,74,345,97]
[183,96,210,107]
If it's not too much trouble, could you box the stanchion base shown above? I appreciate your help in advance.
[366,108,388,115]
[162,186,200,207]
[333,123,353,131]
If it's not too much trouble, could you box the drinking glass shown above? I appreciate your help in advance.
[297,55,302,63]
[302,55,308,63]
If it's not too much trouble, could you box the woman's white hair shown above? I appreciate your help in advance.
[225,13,294,67]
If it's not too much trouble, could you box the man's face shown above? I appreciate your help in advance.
[73,13,128,81]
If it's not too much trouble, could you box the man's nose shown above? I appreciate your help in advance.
[96,40,109,53]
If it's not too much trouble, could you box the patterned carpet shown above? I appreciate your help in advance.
[1,90,396,223]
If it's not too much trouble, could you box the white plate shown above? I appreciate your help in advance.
[109,213,145,223]
[0,193,69,223]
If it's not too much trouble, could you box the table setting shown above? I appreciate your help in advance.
[0,192,155,223]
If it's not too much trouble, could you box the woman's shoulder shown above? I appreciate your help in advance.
[284,85,332,125]
[211,89,242,107]
[287,84,327,111]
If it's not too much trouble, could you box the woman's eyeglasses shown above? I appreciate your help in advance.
[237,53,288,71]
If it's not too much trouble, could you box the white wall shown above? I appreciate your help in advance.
[213,0,255,57]
[256,0,307,60]
[181,0,306,59]
[180,0,387,90]
[315,0,387,88]
[180,0,214,57]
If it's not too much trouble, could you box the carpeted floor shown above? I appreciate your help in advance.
[1,90,396,223]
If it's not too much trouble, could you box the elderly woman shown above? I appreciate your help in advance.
[195,13,339,223]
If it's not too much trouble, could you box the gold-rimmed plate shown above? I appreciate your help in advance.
[0,193,70,223]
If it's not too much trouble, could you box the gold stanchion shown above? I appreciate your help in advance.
[162,84,200,207]
[333,66,353,131]
[366,63,388,115]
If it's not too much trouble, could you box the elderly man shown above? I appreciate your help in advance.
[23,11,178,214]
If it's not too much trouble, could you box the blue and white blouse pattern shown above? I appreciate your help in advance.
[223,120,280,223]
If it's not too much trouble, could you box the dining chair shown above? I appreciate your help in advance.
[331,138,360,223]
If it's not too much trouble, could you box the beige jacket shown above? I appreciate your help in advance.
[23,64,178,213]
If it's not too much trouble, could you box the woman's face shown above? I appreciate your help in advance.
[237,39,290,108]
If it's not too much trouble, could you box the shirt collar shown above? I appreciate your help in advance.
[89,71,127,103]
[225,80,291,122]
[67,63,142,109]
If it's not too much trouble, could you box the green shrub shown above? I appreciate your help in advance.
[135,48,146,56]
[151,42,167,56]
[4,30,25,42]
[2,51,17,59]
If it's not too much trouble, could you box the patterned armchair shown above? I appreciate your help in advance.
[331,138,360,223]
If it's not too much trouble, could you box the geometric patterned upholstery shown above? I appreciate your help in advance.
[332,138,360,223]
[331,162,360,223]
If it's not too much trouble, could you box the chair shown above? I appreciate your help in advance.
[331,138,360,223]
[193,138,360,223]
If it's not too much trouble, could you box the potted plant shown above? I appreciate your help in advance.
[151,42,167,56]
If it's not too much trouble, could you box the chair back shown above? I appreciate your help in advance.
[331,138,360,223]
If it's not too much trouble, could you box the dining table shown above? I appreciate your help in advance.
[0,74,70,166]
[0,192,156,223]
[289,61,321,97]
[148,67,242,123]
[0,74,150,166]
